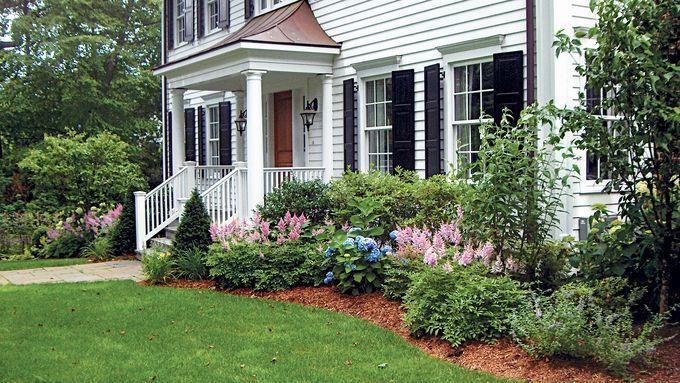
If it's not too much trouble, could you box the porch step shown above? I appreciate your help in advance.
[164,224,179,240]
[149,237,172,249]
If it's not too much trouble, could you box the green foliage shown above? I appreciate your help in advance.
[515,240,571,291]
[329,170,459,233]
[403,265,528,347]
[172,189,212,254]
[42,234,89,259]
[173,247,209,281]
[554,0,679,314]
[510,280,667,377]
[18,132,147,213]
[81,236,113,261]
[109,192,137,257]
[30,226,49,257]
[457,106,577,267]
[382,258,427,301]
[257,179,333,224]
[141,247,173,284]
[206,241,329,291]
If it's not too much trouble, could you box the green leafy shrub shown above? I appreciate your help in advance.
[81,236,113,260]
[142,247,173,284]
[109,192,136,256]
[206,241,329,291]
[514,240,571,290]
[173,247,209,280]
[43,234,89,259]
[382,257,426,301]
[30,226,49,257]
[509,280,667,377]
[257,179,333,224]
[172,189,212,254]
[403,265,528,347]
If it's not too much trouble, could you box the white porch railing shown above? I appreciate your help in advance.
[263,167,325,194]
[201,167,248,226]
[196,165,234,193]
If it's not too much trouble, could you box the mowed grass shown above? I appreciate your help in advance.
[0,257,87,271]
[0,281,508,383]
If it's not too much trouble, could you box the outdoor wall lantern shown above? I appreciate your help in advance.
[300,96,318,131]
[234,110,247,136]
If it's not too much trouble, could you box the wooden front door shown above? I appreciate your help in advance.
[273,90,293,167]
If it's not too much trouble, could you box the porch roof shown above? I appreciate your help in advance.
[155,0,339,74]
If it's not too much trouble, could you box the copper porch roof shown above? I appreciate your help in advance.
[161,0,340,69]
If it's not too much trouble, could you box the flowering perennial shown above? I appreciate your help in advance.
[210,211,308,250]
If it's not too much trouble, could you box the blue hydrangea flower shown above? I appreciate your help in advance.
[389,230,398,240]
[341,237,355,247]
[343,262,357,271]
[348,227,362,234]
[365,247,381,263]
[324,247,336,258]
[323,271,334,285]
[357,236,377,252]
[381,246,393,256]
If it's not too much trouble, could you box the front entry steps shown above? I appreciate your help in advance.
[148,220,178,250]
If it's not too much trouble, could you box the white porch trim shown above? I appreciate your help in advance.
[170,89,187,175]
[244,70,267,216]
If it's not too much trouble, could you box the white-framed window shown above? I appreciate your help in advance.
[208,105,220,165]
[365,77,392,172]
[206,0,220,33]
[584,81,617,182]
[452,61,494,176]
[176,0,187,45]
[258,0,289,14]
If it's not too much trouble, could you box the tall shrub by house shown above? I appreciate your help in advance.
[109,191,136,256]
[172,189,212,253]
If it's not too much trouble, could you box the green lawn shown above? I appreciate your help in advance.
[0,257,88,271]
[0,281,508,383]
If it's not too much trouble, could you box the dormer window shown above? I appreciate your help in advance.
[259,0,288,13]
[176,0,187,44]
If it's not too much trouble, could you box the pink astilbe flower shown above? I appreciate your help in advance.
[395,227,413,248]
[252,211,262,226]
[491,256,504,274]
[289,214,298,228]
[438,221,458,243]
[47,229,60,240]
[457,205,463,221]
[432,232,446,255]
[260,221,270,239]
[284,211,292,225]
[452,228,462,245]
[505,257,519,273]
[277,218,286,232]
[442,262,453,273]
[259,252,265,259]
[276,235,285,244]
[476,242,495,266]
[458,244,475,266]
[423,247,438,265]
[298,213,306,226]
[311,228,325,236]
[249,231,261,242]
[324,217,334,226]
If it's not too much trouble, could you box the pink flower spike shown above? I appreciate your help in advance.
[277,218,286,232]
[456,205,463,221]
[260,221,271,238]
[298,213,306,226]
[284,211,292,224]
[423,247,438,266]
[442,262,453,273]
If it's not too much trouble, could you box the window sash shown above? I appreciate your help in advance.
[207,0,219,32]
[208,106,220,165]
[176,0,187,44]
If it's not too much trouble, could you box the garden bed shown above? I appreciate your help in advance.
[152,279,680,383]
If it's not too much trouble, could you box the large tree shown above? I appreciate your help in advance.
[0,0,162,191]
[556,0,679,315]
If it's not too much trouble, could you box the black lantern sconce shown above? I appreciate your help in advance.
[300,96,318,131]
[234,109,247,136]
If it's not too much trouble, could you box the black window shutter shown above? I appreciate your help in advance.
[197,0,205,38]
[184,108,196,162]
[218,0,230,28]
[165,0,174,50]
[167,111,173,177]
[424,64,441,177]
[342,79,356,172]
[219,101,232,165]
[197,106,206,165]
[244,0,254,19]
[391,69,415,172]
[493,51,524,126]
[185,0,194,42]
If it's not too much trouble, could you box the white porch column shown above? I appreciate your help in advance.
[320,74,334,182]
[134,191,147,253]
[170,88,187,175]
[243,70,267,217]
[232,90,246,162]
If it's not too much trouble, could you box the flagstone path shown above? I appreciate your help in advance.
[0,260,144,285]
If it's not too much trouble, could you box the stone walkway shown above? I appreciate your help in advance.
[0,260,144,285]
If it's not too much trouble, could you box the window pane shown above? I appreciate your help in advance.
[468,64,480,91]
[376,79,385,102]
[366,80,374,103]
[376,103,385,127]
[482,91,493,116]
[386,102,392,126]
[471,125,481,151]
[454,67,466,93]
[366,105,375,128]
[454,95,466,121]
[385,78,392,101]
[457,124,470,149]
[261,0,268,9]
[469,93,480,120]
[586,152,598,180]
[482,62,493,89]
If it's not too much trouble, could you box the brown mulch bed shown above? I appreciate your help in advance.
[144,280,680,383]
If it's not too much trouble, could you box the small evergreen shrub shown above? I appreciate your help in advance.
[173,247,209,280]
[82,236,113,260]
[206,241,329,291]
[509,280,667,377]
[257,179,333,224]
[110,192,136,256]
[403,265,528,347]
[172,189,212,254]
[382,258,426,301]
[142,247,173,284]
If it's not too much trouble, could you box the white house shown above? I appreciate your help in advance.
[134,0,616,251]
